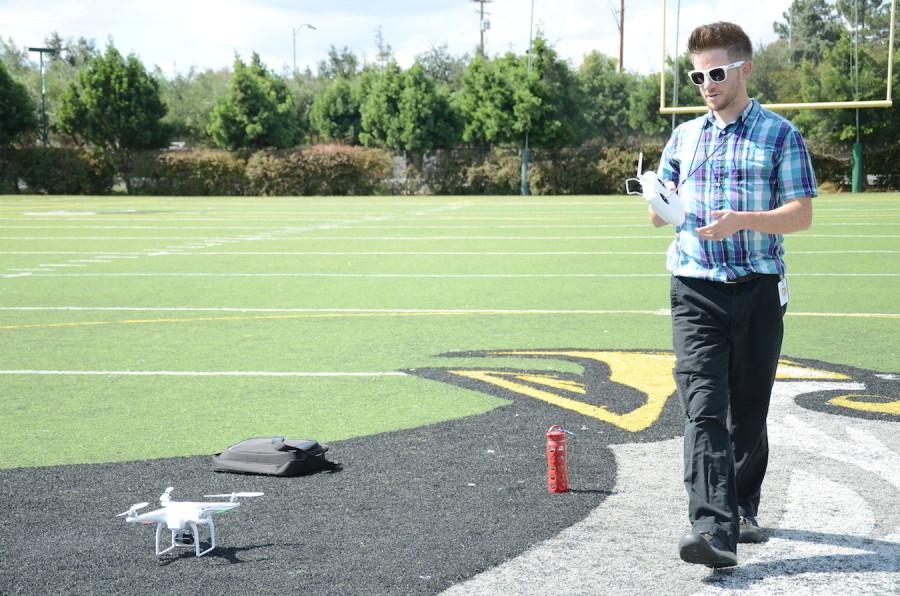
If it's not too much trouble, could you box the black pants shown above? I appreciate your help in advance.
[670,274,784,552]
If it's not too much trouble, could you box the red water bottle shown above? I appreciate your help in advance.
[546,425,569,493]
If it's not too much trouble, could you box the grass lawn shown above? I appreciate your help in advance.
[1,193,897,467]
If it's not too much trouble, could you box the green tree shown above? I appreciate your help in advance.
[316,46,359,79]
[835,0,892,42]
[773,0,843,64]
[0,60,36,146]
[159,67,230,146]
[519,36,586,147]
[457,53,519,145]
[415,44,468,89]
[795,33,891,144]
[1,37,30,79]
[44,32,98,68]
[746,41,803,104]
[458,36,584,148]
[359,62,459,152]
[310,75,367,144]
[578,51,635,142]
[208,52,297,150]
[57,44,169,151]
[627,72,670,139]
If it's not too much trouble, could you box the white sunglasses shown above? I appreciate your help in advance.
[688,60,745,86]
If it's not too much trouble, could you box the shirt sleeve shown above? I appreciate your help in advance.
[657,133,681,187]
[776,128,818,202]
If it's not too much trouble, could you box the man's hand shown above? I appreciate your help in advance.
[697,210,742,240]
[697,198,813,240]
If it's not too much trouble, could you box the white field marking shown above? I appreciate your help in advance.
[11,272,900,279]
[0,370,408,377]
[328,224,664,229]
[1,306,896,319]
[2,217,896,225]
[0,306,673,315]
[21,211,97,216]
[446,380,900,596]
[0,252,144,255]
[0,217,361,222]
[0,211,430,275]
[2,249,899,257]
[289,234,900,240]
[0,225,290,230]
[0,272,676,278]
[343,223,900,229]
[0,236,233,240]
[4,250,671,256]
[5,234,898,241]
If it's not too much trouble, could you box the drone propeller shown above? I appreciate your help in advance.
[116,502,149,517]
[204,491,264,502]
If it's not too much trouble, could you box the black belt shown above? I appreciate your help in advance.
[723,272,772,285]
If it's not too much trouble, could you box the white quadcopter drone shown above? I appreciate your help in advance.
[117,486,263,557]
[624,152,686,226]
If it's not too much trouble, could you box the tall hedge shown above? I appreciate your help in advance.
[245,145,392,196]
[2,148,114,194]
[128,150,247,196]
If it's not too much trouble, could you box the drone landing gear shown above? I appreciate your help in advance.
[155,519,217,557]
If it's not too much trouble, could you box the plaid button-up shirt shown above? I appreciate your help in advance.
[657,99,817,281]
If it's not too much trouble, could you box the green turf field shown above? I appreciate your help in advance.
[1,194,897,468]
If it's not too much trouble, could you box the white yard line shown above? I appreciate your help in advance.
[0,306,896,318]
[0,306,672,315]
[0,369,408,377]
[6,272,899,279]
[2,250,898,256]
[4,234,899,241]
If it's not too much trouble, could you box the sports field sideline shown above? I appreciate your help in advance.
[1,193,898,468]
[1,194,898,595]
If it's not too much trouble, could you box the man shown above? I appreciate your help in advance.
[651,22,816,568]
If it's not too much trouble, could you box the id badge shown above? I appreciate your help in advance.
[778,276,790,307]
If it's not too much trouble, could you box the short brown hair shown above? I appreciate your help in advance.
[687,22,752,60]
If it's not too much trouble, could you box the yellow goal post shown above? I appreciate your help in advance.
[659,0,896,114]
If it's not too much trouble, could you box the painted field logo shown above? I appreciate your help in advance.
[407,350,899,430]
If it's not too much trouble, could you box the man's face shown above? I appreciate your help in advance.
[690,48,750,114]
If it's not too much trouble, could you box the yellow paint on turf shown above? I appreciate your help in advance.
[451,351,677,432]
[441,351,871,431]
[828,394,900,415]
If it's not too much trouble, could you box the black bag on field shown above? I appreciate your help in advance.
[212,436,339,476]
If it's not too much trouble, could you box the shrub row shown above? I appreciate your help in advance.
[127,145,393,196]
[128,150,247,196]
[2,143,896,195]
[245,145,392,196]
[2,145,393,196]
[0,148,115,194]
[403,145,664,196]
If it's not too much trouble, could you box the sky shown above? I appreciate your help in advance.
[1,0,795,77]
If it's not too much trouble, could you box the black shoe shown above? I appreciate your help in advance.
[678,531,737,568]
[738,515,765,543]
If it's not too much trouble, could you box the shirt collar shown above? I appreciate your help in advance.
[704,98,758,131]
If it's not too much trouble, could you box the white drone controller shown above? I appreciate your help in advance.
[625,152,685,227]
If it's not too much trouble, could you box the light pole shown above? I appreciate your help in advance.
[28,46,58,147]
[520,0,535,196]
[292,23,317,76]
